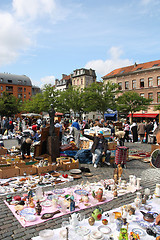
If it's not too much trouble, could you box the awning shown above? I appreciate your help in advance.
[104,113,116,117]
[127,113,158,118]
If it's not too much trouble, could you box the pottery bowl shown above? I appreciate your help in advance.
[113,212,122,219]
[39,229,54,240]
[144,205,152,211]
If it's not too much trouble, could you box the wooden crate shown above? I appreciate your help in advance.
[0,166,19,179]
[62,160,79,171]
[36,164,52,174]
[19,165,37,176]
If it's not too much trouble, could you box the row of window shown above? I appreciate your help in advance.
[0,78,27,84]
[0,92,27,98]
[0,86,30,93]
[140,92,160,103]
[118,76,160,90]
[73,79,83,85]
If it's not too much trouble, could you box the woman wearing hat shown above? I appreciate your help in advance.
[21,138,32,160]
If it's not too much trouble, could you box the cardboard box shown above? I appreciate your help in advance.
[38,154,52,163]
[36,164,52,174]
[0,166,20,179]
[108,142,117,150]
[51,164,57,171]
[0,148,8,155]
[62,160,79,171]
[19,165,37,176]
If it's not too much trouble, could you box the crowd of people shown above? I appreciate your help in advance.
[0,116,159,165]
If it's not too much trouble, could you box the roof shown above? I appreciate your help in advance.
[0,73,32,86]
[102,60,160,79]
[63,75,71,80]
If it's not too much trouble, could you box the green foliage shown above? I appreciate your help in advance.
[83,81,119,115]
[117,91,152,115]
[0,92,20,117]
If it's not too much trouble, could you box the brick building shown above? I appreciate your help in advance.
[102,60,160,119]
[0,73,35,101]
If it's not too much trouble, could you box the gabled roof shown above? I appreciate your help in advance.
[102,60,160,79]
[63,74,71,80]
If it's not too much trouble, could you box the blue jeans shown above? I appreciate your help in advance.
[94,149,111,165]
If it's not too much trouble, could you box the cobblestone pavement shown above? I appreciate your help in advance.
[0,142,160,240]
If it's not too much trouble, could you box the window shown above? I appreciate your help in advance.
[8,80,12,83]
[18,94,22,98]
[140,78,144,88]
[24,94,26,98]
[118,82,122,90]
[1,93,3,96]
[74,80,75,85]
[1,86,3,90]
[81,78,83,85]
[158,92,160,103]
[157,77,160,86]
[24,88,26,92]
[120,70,125,74]
[148,93,153,101]
[0,78,3,82]
[152,64,159,67]
[77,79,79,85]
[125,81,129,89]
[6,86,13,91]
[18,80,22,83]
[132,80,136,89]
[81,69,84,74]
[137,67,142,70]
[140,93,144,98]
[148,77,153,87]
[77,70,79,75]
[18,87,22,92]
[29,92,30,95]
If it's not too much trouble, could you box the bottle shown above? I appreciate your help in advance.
[134,192,142,209]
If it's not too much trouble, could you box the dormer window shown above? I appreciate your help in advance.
[8,80,12,83]
[152,64,159,67]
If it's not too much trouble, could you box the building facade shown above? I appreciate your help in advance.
[55,74,72,91]
[102,60,160,117]
[71,68,96,90]
[0,73,32,101]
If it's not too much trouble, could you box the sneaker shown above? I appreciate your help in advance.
[94,164,98,168]
[105,162,111,166]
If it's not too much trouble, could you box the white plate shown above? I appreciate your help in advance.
[91,230,104,239]
[25,214,36,222]
[98,225,111,234]
[69,169,82,174]
[20,208,36,216]
[41,200,52,207]
[132,228,146,236]
[76,226,90,236]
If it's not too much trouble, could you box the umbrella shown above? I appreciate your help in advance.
[21,113,42,117]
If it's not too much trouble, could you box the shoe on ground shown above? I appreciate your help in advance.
[105,162,111,166]
[94,164,98,168]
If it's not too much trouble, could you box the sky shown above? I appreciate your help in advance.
[0,0,160,87]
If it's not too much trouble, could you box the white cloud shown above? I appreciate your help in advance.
[12,0,69,23]
[85,47,133,78]
[141,0,152,5]
[0,12,31,66]
[40,75,55,87]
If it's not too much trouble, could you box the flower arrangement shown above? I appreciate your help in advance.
[129,232,140,240]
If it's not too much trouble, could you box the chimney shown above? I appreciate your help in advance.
[134,62,137,67]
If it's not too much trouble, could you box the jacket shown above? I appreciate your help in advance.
[83,134,108,153]
[138,123,145,135]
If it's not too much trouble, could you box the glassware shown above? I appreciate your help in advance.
[109,212,115,223]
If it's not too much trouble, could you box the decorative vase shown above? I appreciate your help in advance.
[96,188,103,202]
[116,217,123,231]
[35,200,42,215]
[134,192,142,209]
[136,178,141,190]
[88,217,95,226]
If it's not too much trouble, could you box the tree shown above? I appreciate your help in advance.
[83,81,119,116]
[117,91,152,122]
[22,84,58,113]
[0,92,21,117]
[56,86,85,118]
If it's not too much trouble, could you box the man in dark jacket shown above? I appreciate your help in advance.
[21,138,32,160]
[82,130,111,168]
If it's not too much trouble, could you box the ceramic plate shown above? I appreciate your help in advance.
[74,189,89,196]
[69,169,82,174]
[84,173,93,177]
[53,189,65,194]
[90,231,104,240]
[132,228,146,236]
[25,214,36,222]
[71,174,82,179]
[41,200,52,207]
[20,208,36,216]
[137,220,150,229]
[98,225,111,234]
[76,226,90,236]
